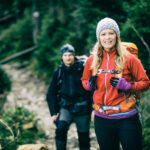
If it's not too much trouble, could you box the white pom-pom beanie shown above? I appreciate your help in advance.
[96,17,120,40]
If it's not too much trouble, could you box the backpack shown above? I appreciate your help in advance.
[121,42,138,58]
[55,55,88,113]
[75,55,88,65]
[57,55,88,86]
[121,42,141,100]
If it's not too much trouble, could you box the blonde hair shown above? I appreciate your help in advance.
[91,37,128,75]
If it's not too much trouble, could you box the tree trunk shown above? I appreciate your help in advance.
[32,0,40,44]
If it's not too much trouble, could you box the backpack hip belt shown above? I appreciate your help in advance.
[93,96,136,115]
[60,97,89,106]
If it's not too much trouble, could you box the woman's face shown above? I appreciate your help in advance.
[99,29,117,52]
[62,52,74,66]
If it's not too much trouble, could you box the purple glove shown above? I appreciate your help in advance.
[110,77,131,91]
[86,82,93,91]
[86,76,97,91]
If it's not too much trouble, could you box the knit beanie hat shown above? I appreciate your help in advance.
[96,17,120,40]
[61,44,75,57]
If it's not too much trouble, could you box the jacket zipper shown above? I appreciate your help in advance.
[104,52,109,106]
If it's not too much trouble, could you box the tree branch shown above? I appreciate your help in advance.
[0,46,38,64]
[0,11,19,22]
[131,25,150,56]
[0,14,14,22]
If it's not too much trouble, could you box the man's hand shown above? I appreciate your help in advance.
[91,110,95,122]
[51,115,58,124]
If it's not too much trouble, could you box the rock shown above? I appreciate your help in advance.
[22,121,35,130]
[17,144,48,150]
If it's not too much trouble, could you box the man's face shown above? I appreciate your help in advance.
[62,52,74,66]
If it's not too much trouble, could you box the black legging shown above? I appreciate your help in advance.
[94,114,142,150]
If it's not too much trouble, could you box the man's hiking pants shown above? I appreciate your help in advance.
[55,108,91,150]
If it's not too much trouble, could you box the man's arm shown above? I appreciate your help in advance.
[46,70,59,117]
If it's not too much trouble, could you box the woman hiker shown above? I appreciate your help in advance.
[81,17,150,150]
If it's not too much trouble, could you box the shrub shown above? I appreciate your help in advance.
[140,89,150,150]
[0,107,46,150]
[0,10,33,61]
[0,67,11,94]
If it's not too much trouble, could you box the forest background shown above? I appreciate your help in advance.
[0,0,150,149]
[0,0,150,80]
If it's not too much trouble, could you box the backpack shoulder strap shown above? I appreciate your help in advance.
[75,55,88,66]
[57,66,62,87]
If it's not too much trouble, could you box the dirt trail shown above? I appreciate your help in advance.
[2,62,99,150]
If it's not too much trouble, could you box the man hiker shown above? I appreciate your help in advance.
[46,44,92,150]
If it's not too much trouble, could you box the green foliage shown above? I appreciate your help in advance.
[30,10,67,82]
[0,107,45,150]
[140,89,150,150]
[0,67,11,94]
[0,0,150,148]
[0,0,32,31]
[0,0,149,80]
[0,10,33,60]
[1,0,149,80]
[121,0,150,77]
[30,0,127,81]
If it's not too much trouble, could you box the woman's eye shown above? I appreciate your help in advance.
[101,33,105,36]
[110,32,114,35]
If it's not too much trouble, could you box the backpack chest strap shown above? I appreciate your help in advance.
[98,69,120,74]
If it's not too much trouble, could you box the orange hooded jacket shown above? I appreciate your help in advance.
[81,48,149,114]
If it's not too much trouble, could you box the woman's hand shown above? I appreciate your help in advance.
[89,75,97,87]
[86,76,97,91]
[110,77,131,91]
